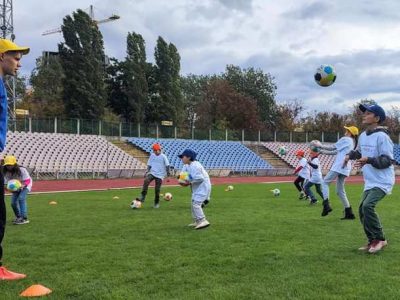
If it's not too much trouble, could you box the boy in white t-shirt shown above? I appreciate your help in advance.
[178,149,211,230]
[293,150,310,200]
[344,103,395,254]
[135,143,170,208]
[303,150,324,205]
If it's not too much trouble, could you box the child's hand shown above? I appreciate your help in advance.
[354,157,368,168]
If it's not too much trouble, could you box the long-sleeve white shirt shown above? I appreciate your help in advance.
[181,161,211,203]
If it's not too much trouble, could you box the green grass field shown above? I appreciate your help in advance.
[1,182,400,299]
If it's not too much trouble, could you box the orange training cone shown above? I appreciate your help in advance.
[20,284,52,297]
[0,266,26,280]
[49,201,57,205]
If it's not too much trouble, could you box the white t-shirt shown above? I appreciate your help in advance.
[330,137,354,176]
[298,157,310,180]
[309,157,322,184]
[182,161,211,203]
[5,166,33,192]
[358,131,395,194]
[147,153,169,180]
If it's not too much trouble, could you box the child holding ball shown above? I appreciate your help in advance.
[303,150,324,205]
[2,155,32,225]
[178,149,211,230]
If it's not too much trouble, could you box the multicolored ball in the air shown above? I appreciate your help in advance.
[7,179,22,192]
[314,64,336,87]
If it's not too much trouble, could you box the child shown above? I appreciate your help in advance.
[135,143,170,208]
[178,149,211,230]
[293,150,310,200]
[3,155,32,225]
[344,103,395,254]
[319,126,359,219]
[303,150,324,205]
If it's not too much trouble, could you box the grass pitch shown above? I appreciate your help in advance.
[2,182,400,299]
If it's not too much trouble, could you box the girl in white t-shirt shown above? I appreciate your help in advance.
[293,150,310,200]
[319,126,359,219]
[2,156,32,225]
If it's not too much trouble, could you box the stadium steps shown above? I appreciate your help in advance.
[246,144,291,168]
[112,141,149,164]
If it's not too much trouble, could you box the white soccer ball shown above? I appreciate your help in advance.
[164,192,173,201]
[130,200,142,209]
[271,188,280,197]
[227,185,234,191]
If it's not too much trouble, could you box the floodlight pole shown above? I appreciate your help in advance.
[0,0,16,130]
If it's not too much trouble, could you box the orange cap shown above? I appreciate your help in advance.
[152,143,161,151]
[296,150,305,157]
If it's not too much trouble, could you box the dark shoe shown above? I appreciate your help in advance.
[310,199,318,205]
[341,207,356,220]
[321,200,332,217]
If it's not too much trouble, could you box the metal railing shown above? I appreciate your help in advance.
[11,116,400,143]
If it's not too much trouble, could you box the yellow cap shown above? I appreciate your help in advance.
[3,155,17,166]
[344,126,359,136]
[0,39,29,55]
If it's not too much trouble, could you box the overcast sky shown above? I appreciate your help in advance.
[12,0,400,114]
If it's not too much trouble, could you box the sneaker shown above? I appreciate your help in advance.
[195,219,210,230]
[358,242,372,251]
[368,240,388,254]
[321,200,333,217]
[14,218,28,225]
[187,222,197,227]
[310,200,318,205]
[299,192,306,200]
[153,203,160,209]
[0,266,26,280]
[12,217,20,224]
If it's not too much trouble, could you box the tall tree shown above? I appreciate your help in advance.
[223,65,277,128]
[196,79,262,130]
[27,55,65,117]
[152,37,183,125]
[107,32,148,123]
[180,74,212,129]
[58,9,107,119]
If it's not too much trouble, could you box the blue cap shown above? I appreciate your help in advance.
[359,104,386,123]
[178,149,197,161]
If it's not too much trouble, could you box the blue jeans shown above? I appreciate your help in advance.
[11,188,29,219]
[304,181,324,202]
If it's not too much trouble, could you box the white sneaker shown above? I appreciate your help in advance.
[153,203,160,209]
[195,219,210,230]
[187,222,197,227]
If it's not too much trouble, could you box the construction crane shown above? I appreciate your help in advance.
[42,5,120,36]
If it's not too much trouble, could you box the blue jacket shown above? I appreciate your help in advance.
[0,78,7,151]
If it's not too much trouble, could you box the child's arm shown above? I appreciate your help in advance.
[293,166,303,174]
[308,160,318,169]
[320,144,336,151]
[188,166,205,184]
[319,149,338,155]
[364,135,394,169]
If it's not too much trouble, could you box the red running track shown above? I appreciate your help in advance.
[29,176,400,194]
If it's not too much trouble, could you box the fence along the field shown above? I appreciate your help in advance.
[10,117,400,143]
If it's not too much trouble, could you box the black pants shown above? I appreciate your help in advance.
[294,176,305,192]
[0,172,5,265]
[140,174,162,204]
